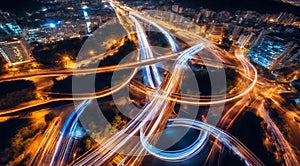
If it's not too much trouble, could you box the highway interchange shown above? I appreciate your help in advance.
[1,0,300,165]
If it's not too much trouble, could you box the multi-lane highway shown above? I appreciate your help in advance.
[129,14,162,88]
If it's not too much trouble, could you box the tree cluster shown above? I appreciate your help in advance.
[0,80,36,109]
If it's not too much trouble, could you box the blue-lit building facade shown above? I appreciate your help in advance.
[247,33,299,71]
[0,10,22,36]
[0,23,22,35]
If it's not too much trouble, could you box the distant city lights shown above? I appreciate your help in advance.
[44,20,63,29]
[41,7,48,12]
[49,23,56,28]
[82,5,89,10]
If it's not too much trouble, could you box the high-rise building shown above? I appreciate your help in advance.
[0,10,23,36]
[247,33,299,70]
[232,26,242,41]
[169,12,175,23]
[0,39,31,66]
[171,5,179,13]
[207,23,225,44]
[236,32,254,48]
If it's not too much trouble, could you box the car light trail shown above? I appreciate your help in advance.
[130,12,182,52]
[72,44,206,165]
[50,99,92,166]
[140,123,208,162]
[129,14,162,88]
[164,118,265,166]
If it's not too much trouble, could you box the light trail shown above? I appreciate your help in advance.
[164,118,265,166]
[140,122,208,162]
[50,99,92,166]
[51,7,169,165]
[130,15,211,163]
[129,14,162,88]
[0,66,139,116]
[50,49,140,165]
[29,117,61,166]
[0,50,243,84]
[127,13,257,106]
[130,12,181,52]
[72,44,206,165]
[102,4,259,165]
[258,99,299,166]
[0,52,179,83]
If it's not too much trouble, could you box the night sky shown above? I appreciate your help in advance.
[0,0,299,16]
[0,0,39,15]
